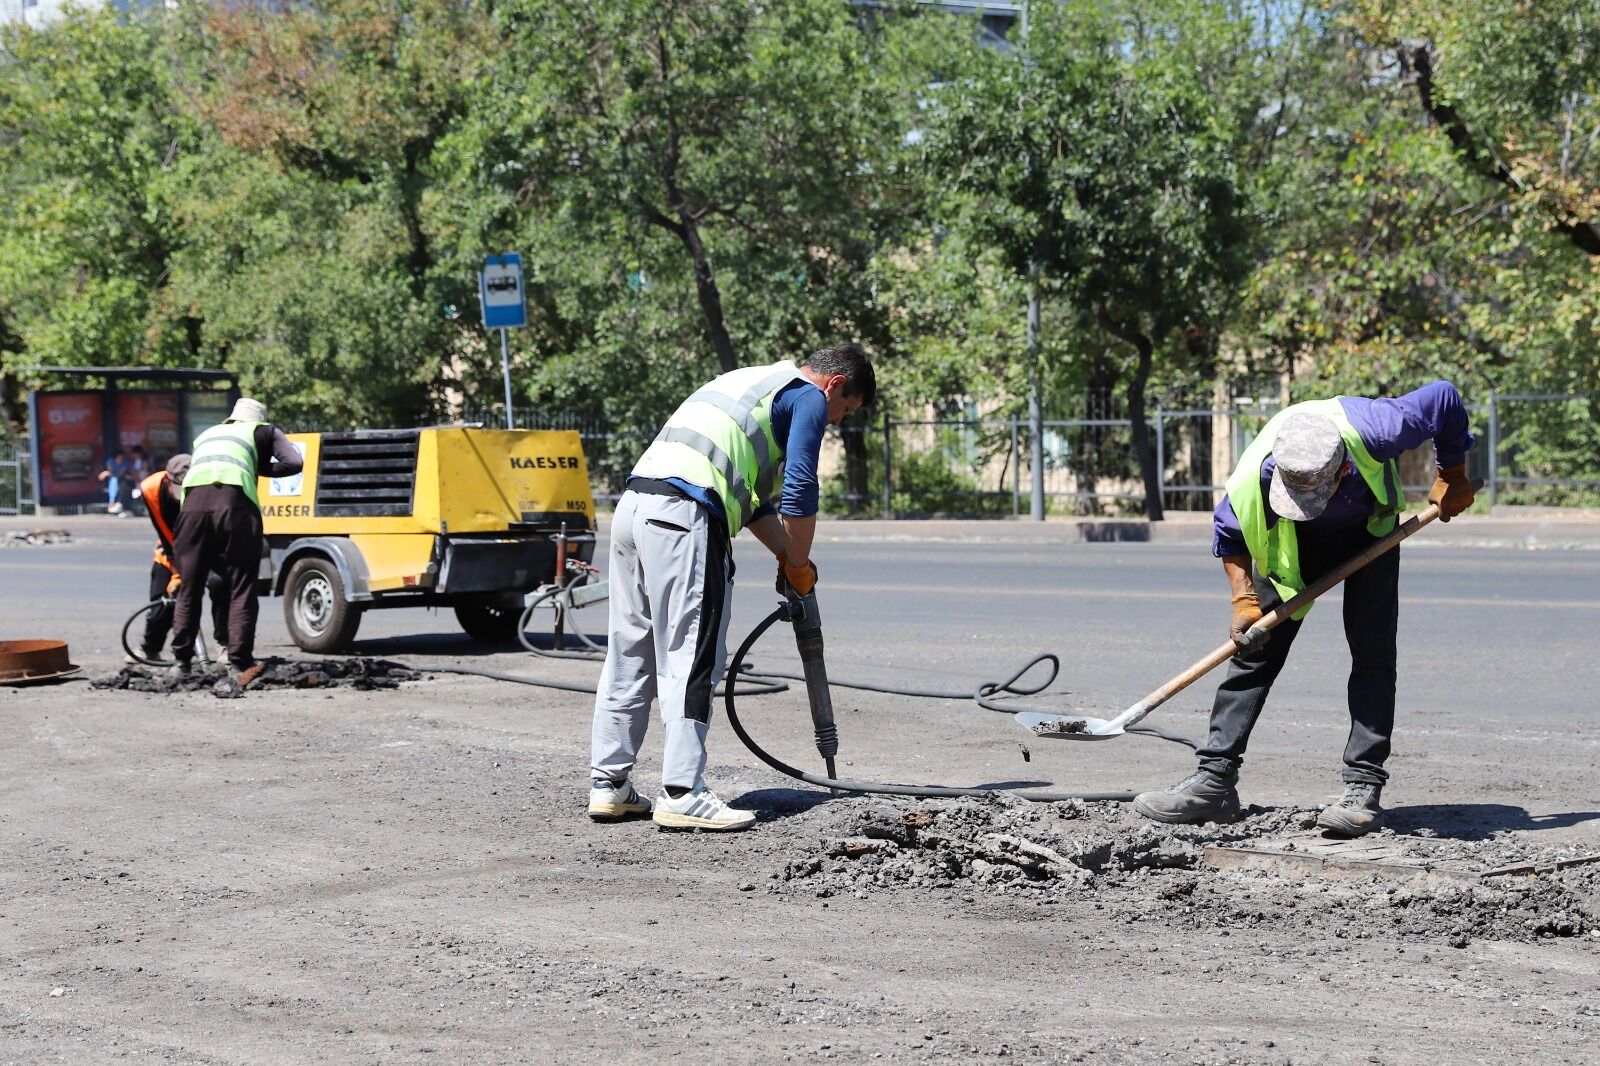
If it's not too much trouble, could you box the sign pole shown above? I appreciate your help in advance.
[499,328,514,429]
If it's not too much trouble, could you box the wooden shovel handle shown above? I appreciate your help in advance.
[1108,495,1461,733]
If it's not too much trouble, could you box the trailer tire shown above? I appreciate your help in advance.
[284,556,363,652]
[454,600,522,644]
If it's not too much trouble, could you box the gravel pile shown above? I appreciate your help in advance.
[91,657,423,699]
[775,793,1600,946]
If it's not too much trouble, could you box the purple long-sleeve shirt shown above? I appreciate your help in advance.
[1212,381,1474,557]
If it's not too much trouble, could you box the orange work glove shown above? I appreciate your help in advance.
[775,552,818,598]
[1427,463,1475,521]
[1230,588,1266,652]
[165,572,183,596]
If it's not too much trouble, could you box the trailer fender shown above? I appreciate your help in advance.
[272,537,374,603]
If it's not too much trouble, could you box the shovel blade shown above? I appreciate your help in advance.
[1016,711,1124,741]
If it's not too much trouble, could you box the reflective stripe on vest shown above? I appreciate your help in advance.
[630,362,805,536]
[184,422,261,508]
[1224,398,1401,620]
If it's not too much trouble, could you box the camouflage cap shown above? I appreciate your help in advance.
[1268,412,1347,521]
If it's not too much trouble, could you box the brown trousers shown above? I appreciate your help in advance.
[170,484,263,669]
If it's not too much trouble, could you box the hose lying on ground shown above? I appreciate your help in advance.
[720,605,1147,802]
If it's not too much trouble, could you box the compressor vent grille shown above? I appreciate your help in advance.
[312,431,419,517]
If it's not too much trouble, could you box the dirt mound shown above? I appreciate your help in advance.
[91,657,423,699]
[775,794,1600,947]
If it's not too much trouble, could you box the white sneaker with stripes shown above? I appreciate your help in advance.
[651,786,756,832]
[587,779,652,820]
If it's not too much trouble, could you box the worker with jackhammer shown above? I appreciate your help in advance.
[131,453,227,664]
[166,398,304,687]
[1134,381,1476,836]
[588,343,875,831]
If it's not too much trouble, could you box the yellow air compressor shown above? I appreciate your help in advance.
[257,427,596,652]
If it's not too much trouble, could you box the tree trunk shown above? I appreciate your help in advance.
[1098,308,1164,521]
[673,214,739,374]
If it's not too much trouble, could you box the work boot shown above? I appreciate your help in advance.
[230,662,267,689]
[1133,768,1241,825]
[652,786,756,832]
[163,659,193,687]
[1317,781,1384,837]
[587,779,652,821]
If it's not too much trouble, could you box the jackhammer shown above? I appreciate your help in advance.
[783,585,838,783]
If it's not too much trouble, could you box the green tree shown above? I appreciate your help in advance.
[928,0,1255,519]
[0,10,201,375]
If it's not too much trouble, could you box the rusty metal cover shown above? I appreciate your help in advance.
[0,640,82,685]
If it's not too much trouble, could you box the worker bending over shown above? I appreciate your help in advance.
[133,454,226,664]
[589,344,875,831]
[168,398,304,686]
[1134,381,1475,836]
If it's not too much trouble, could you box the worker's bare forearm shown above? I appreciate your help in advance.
[781,514,816,565]
[747,514,789,559]
[1221,554,1255,598]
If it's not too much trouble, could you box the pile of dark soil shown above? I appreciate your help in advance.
[91,657,423,699]
[775,794,1600,947]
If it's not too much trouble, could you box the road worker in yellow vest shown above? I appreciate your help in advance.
[1135,381,1476,836]
[167,397,304,687]
[588,344,875,831]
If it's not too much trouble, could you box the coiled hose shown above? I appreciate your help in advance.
[718,604,1191,803]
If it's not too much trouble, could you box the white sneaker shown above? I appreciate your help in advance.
[651,786,756,832]
[107,502,123,515]
[587,779,651,821]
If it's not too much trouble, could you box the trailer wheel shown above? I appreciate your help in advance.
[284,556,363,652]
[454,600,522,644]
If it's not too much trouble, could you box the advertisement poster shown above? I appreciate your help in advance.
[35,392,107,505]
[116,392,182,468]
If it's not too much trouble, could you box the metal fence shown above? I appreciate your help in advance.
[0,435,33,516]
[9,393,1583,519]
[874,392,1600,517]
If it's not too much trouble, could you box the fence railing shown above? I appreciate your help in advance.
[873,392,1599,517]
[8,393,1591,519]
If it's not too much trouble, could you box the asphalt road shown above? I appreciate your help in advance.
[3,517,1599,1064]
[8,518,1597,731]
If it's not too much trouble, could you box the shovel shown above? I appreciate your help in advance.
[1020,492,1472,743]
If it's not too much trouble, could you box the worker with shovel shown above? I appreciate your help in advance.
[1134,381,1476,836]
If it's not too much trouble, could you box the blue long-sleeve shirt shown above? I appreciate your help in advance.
[1212,381,1475,557]
[642,377,829,532]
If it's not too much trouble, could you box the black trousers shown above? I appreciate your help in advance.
[142,561,228,658]
[1196,527,1400,785]
[171,485,263,669]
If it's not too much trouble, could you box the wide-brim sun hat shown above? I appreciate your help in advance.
[227,397,268,423]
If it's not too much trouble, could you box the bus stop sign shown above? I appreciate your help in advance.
[480,253,527,329]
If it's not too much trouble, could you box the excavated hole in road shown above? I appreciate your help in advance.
[91,657,423,699]
[775,794,1600,947]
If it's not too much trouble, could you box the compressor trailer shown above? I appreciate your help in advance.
[258,427,596,652]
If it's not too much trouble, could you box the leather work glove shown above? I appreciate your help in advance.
[1230,588,1266,652]
[775,553,818,598]
[1428,463,1475,522]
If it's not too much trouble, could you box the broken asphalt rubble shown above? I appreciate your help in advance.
[775,794,1600,948]
[91,657,423,699]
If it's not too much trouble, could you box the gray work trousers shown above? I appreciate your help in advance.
[590,489,734,791]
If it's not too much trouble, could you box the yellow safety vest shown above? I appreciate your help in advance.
[184,421,261,508]
[631,361,805,537]
[1224,399,1401,619]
